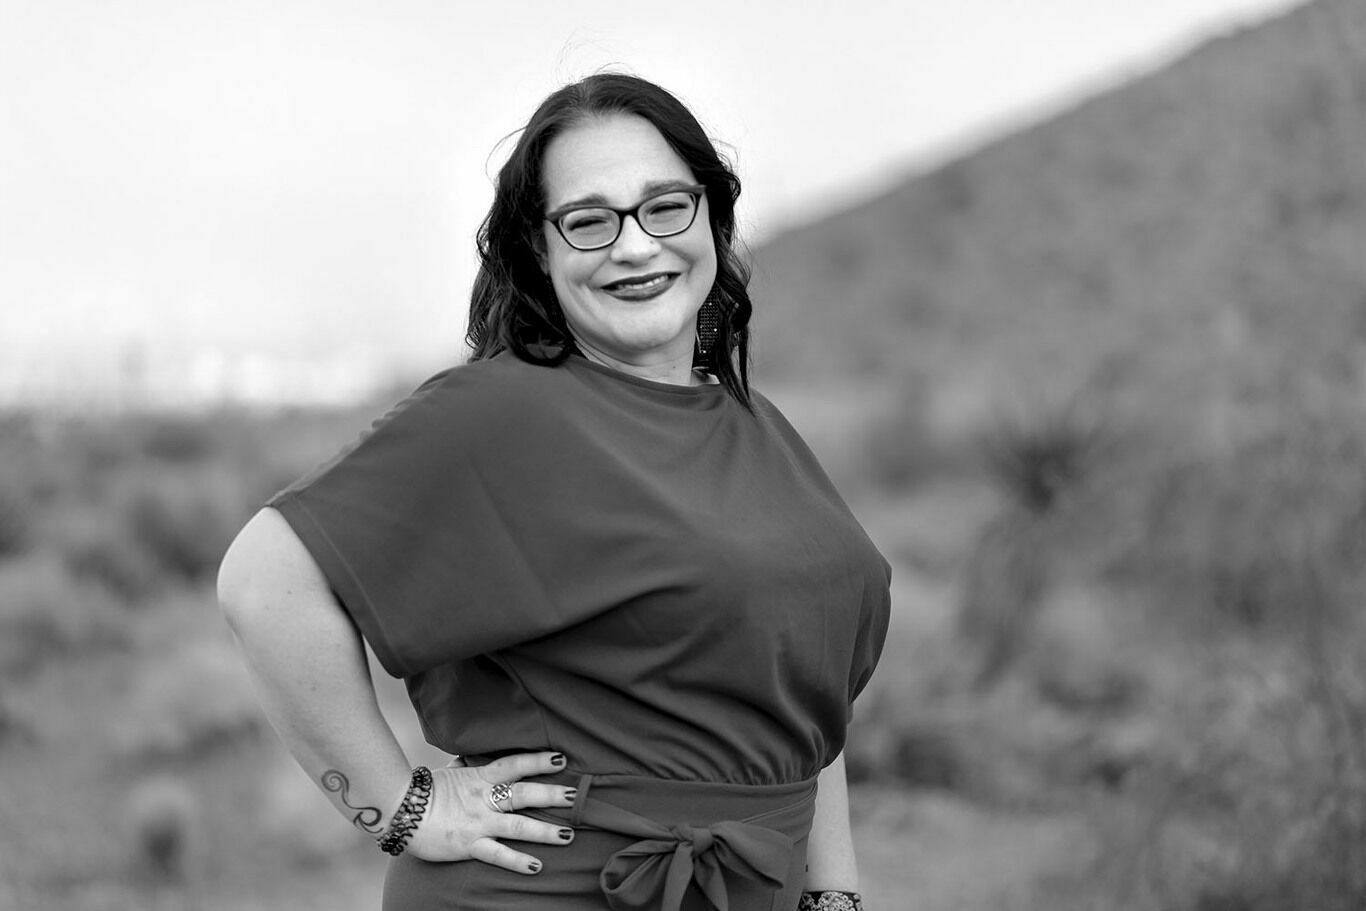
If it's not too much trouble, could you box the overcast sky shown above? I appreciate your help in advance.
[0,0,1308,392]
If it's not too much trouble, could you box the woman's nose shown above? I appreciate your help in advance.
[609,214,661,261]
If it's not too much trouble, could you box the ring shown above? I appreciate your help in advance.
[486,782,514,814]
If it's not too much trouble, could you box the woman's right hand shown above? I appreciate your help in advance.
[404,751,577,873]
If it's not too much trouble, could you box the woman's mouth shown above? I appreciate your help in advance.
[601,273,677,299]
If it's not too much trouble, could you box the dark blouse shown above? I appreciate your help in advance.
[269,354,890,785]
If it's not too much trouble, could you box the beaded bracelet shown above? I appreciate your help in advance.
[797,891,864,911]
[376,766,433,856]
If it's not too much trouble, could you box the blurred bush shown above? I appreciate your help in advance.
[55,511,166,603]
[0,553,129,676]
[1091,629,1366,911]
[133,417,216,464]
[1100,411,1366,634]
[0,480,34,558]
[114,635,264,758]
[123,773,200,882]
[954,397,1111,689]
[849,351,1366,910]
[117,469,246,584]
[862,376,953,492]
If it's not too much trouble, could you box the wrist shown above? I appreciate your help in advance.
[798,891,863,911]
[375,766,433,856]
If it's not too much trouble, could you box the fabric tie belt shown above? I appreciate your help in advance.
[561,771,819,911]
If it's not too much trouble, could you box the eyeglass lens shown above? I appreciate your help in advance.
[559,191,698,250]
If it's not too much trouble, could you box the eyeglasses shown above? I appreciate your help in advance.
[545,185,706,251]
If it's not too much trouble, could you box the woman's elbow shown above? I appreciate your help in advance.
[216,508,314,631]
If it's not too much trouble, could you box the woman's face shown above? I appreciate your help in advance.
[539,114,717,372]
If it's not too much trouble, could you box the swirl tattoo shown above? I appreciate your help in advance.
[320,769,384,834]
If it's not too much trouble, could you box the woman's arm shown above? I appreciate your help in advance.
[805,751,860,890]
[217,507,573,871]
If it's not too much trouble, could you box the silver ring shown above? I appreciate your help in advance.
[486,782,514,813]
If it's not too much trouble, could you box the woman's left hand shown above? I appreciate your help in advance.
[404,751,577,873]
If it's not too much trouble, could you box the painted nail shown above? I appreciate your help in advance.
[558,828,573,841]
[563,788,578,801]
[550,753,566,767]
[528,860,542,874]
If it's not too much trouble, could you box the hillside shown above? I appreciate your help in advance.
[750,0,1365,430]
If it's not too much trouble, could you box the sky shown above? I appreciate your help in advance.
[0,0,1309,405]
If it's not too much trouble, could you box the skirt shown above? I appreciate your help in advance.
[381,770,819,911]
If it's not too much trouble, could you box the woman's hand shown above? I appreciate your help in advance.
[405,751,577,873]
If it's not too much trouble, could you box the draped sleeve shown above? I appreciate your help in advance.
[267,359,598,678]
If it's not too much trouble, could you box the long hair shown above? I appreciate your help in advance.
[465,74,753,405]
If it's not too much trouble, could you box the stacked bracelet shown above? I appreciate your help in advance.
[376,766,433,856]
[797,891,864,911]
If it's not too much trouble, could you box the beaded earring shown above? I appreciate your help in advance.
[693,290,722,368]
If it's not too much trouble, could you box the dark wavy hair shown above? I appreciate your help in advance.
[465,73,752,405]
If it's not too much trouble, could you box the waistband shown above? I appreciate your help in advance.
[517,768,818,911]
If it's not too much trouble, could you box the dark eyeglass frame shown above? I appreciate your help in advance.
[544,184,707,251]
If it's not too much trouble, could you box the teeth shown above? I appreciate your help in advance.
[611,275,669,291]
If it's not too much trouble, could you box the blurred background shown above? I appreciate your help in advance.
[3,0,1366,908]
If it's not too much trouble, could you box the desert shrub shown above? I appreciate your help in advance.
[1084,602,1366,911]
[0,480,33,558]
[1107,412,1366,633]
[845,683,972,790]
[862,377,954,492]
[975,398,1110,516]
[0,554,129,676]
[71,422,139,479]
[57,513,166,603]
[114,636,264,757]
[853,685,1128,804]
[956,511,1050,689]
[135,417,216,464]
[116,470,246,584]
[846,632,1128,805]
[952,400,1114,688]
[123,774,200,882]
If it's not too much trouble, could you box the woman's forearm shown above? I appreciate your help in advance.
[805,751,859,890]
[218,508,411,836]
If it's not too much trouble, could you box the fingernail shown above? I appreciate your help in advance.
[550,753,566,767]
[563,788,578,801]
[528,860,542,874]
[558,828,573,841]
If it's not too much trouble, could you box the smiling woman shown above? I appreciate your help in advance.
[537,115,719,385]
[217,73,890,911]
[466,75,755,403]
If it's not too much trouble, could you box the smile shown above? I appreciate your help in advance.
[600,273,677,299]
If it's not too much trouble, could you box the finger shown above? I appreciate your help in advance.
[476,751,566,784]
[468,836,544,875]
[506,781,577,809]
[490,812,575,846]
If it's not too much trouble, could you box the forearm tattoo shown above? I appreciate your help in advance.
[320,769,384,834]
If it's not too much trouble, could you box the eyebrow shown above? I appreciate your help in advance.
[549,178,698,213]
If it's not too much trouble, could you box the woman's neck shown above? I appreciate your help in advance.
[573,342,707,387]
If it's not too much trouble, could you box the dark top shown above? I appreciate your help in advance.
[269,354,891,785]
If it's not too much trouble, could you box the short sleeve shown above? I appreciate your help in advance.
[267,364,585,678]
[848,559,892,712]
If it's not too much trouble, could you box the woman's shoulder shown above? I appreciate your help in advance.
[403,353,577,419]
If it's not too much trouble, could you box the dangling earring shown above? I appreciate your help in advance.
[694,290,722,368]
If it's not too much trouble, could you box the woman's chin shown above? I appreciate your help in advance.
[577,308,700,364]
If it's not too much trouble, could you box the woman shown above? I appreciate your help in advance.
[218,73,890,911]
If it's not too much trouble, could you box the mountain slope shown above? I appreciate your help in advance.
[749,0,1366,424]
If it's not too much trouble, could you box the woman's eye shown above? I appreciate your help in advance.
[565,212,612,231]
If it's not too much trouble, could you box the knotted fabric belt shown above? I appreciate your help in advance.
[565,772,819,911]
